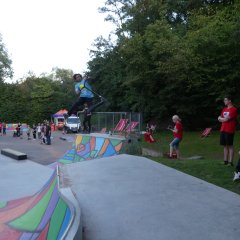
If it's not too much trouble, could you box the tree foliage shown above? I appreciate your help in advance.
[0,1,239,129]
[0,68,76,124]
[0,34,13,82]
[86,0,240,129]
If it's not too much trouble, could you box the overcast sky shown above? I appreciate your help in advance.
[0,0,115,81]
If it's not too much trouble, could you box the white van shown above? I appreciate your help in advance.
[64,116,81,133]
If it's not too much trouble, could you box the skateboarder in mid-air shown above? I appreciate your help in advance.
[64,73,105,119]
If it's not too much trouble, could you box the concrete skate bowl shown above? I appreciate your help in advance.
[0,168,81,240]
[58,134,125,164]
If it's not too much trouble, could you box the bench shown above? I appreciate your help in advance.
[1,148,27,160]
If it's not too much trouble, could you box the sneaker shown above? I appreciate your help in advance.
[223,161,228,165]
[233,172,240,181]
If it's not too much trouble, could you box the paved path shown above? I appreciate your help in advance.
[0,130,74,165]
[0,155,53,201]
[0,131,71,200]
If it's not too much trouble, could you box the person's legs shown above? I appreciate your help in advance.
[68,98,84,116]
[175,146,180,159]
[170,138,177,158]
[226,133,234,165]
[228,145,234,164]
[174,139,181,159]
[68,97,93,116]
[83,118,87,132]
[87,116,91,133]
[87,98,105,113]
[220,132,229,164]
[170,138,181,159]
[46,135,51,145]
[223,146,229,164]
[169,140,174,157]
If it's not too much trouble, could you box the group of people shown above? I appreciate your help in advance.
[13,122,52,145]
[29,122,52,145]
[167,96,240,181]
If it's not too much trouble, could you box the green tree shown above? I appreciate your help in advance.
[0,34,13,82]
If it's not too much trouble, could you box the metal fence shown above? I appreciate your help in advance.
[78,112,142,133]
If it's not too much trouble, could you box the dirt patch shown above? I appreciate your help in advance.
[142,147,162,157]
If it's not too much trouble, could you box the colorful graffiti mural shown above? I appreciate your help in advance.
[58,135,124,164]
[0,170,72,240]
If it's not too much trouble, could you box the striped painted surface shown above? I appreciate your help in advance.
[0,170,72,240]
[58,135,124,164]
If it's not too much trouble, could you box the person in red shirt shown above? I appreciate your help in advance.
[168,115,183,159]
[218,96,238,166]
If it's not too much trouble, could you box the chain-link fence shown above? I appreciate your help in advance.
[77,112,142,133]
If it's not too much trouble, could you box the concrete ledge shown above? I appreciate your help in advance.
[1,148,27,160]
[57,165,82,240]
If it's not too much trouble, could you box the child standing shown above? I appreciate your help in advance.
[167,115,183,159]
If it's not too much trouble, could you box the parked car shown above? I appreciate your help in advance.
[64,116,81,133]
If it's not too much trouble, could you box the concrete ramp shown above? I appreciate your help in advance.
[0,168,81,240]
[0,133,124,240]
[64,154,240,240]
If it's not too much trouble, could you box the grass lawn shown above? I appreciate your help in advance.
[140,130,240,195]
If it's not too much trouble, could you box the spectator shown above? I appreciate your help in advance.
[16,123,21,137]
[218,96,238,166]
[37,123,41,139]
[32,124,37,140]
[2,122,6,135]
[20,124,24,138]
[0,122,2,136]
[144,123,156,143]
[167,115,183,159]
[26,125,31,140]
[45,122,51,145]
[40,123,45,144]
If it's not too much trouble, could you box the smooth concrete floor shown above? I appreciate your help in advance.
[0,154,53,201]
[65,154,240,240]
